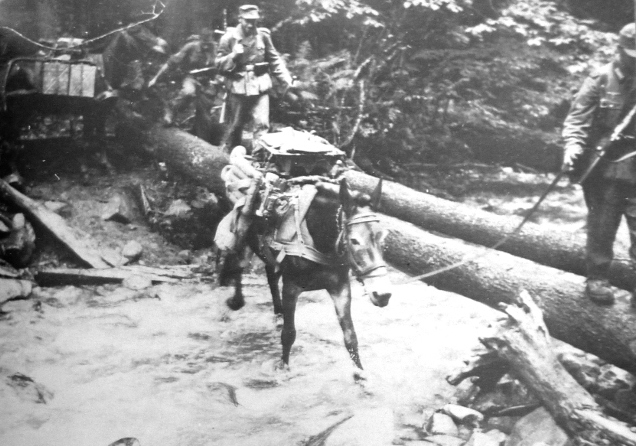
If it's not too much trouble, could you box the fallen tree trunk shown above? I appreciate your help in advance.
[381,214,636,374]
[0,179,113,268]
[465,290,636,445]
[137,129,632,291]
[344,170,634,290]
[33,266,194,286]
[141,125,229,197]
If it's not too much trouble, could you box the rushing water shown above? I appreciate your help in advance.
[0,267,498,446]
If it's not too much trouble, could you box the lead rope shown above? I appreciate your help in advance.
[397,169,567,285]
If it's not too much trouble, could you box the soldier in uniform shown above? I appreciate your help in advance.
[215,4,293,153]
[148,28,217,125]
[562,23,636,305]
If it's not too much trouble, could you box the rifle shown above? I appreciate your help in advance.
[219,8,228,124]
[189,66,217,75]
[574,101,636,184]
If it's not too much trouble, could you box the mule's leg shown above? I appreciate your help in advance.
[280,279,302,366]
[219,250,245,311]
[265,263,283,315]
[328,281,365,378]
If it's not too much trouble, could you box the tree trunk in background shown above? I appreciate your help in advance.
[141,125,229,197]
[381,214,636,375]
[344,170,635,291]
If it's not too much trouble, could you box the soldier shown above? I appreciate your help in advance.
[215,4,293,153]
[148,27,217,125]
[562,23,636,305]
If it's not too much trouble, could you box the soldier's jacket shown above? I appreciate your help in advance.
[215,25,292,96]
[167,40,216,74]
[562,59,636,182]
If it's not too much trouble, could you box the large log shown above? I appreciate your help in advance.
[454,290,636,445]
[344,170,635,290]
[381,214,636,375]
[141,125,229,197]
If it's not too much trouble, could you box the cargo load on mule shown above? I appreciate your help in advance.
[215,127,348,255]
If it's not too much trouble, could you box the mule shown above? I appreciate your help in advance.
[219,177,392,379]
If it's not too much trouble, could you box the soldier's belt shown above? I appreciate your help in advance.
[242,62,269,76]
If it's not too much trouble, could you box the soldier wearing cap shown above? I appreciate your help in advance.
[562,23,636,305]
[215,4,293,152]
[149,28,218,125]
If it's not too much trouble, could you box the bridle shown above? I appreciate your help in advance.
[336,208,388,281]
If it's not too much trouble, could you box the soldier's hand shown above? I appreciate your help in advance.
[232,43,244,59]
[562,144,584,172]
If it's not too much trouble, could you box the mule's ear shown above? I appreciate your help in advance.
[370,179,383,211]
[339,178,355,217]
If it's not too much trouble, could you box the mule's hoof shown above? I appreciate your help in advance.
[226,297,245,311]
[353,368,368,382]
[274,360,290,373]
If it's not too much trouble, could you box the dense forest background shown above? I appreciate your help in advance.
[1,0,634,176]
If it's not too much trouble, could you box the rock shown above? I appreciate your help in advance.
[464,428,506,446]
[1,214,36,268]
[426,413,459,437]
[121,275,152,290]
[44,200,72,218]
[424,434,465,446]
[0,218,10,234]
[0,278,32,305]
[102,192,140,224]
[325,408,394,446]
[164,199,192,218]
[442,404,484,426]
[485,416,517,434]
[122,240,143,263]
[505,407,569,446]
[178,249,192,263]
[107,438,141,446]
[5,371,54,404]
[596,364,635,400]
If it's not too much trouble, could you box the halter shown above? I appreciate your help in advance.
[336,209,387,281]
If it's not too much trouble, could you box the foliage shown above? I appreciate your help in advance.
[271,0,620,175]
[1,0,626,175]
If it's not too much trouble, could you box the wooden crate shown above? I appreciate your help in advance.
[40,61,96,97]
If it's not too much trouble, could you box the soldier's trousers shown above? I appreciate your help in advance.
[220,93,269,152]
[583,178,636,280]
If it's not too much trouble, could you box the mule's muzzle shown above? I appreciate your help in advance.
[363,275,392,307]
[370,290,392,307]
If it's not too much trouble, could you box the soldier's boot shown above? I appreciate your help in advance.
[585,279,615,305]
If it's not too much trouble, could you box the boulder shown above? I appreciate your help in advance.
[426,413,459,437]
[102,191,140,224]
[121,240,143,263]
[505,407,570,446]
[441,404,484,426]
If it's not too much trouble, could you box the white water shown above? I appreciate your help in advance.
[0,268,499,446]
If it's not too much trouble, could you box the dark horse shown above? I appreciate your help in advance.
[220,178,392,379]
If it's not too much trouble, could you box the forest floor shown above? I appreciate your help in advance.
[1,140,631,446]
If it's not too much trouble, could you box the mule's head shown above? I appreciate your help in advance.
[339,178,392,307]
